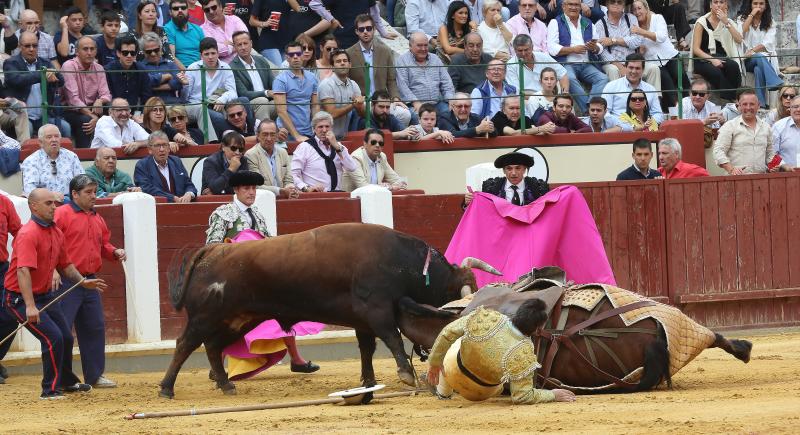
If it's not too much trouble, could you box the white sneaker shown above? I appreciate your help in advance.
[93,375,117,388]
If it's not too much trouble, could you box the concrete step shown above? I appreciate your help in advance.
[781,73,800,86]
[776,20,798,49]
[777,48,800,68]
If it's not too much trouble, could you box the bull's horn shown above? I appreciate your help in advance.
[460,257,502,276]
[460,284,472,297]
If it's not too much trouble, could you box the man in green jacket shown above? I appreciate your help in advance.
[85,147,141,198]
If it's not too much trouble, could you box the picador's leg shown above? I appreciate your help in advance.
[710,333,753,363]
[159,325,204,399]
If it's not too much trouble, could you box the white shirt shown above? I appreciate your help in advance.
[547,16,603,63]
[772,116,800,166]
[600,76,664,123]
[478,22,510,58]
[155,157,171,190]
[240,56,265,92]
[680,97,721,129]
[506,53,568,94]
[90,116,150,148]
[637,13,678,66]
[233,196,253,227]
[503,179,524,202]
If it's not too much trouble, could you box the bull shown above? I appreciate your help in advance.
[159,223,501,399]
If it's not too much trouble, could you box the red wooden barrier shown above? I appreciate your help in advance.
[393,194,465,252]
[93,204,128,344]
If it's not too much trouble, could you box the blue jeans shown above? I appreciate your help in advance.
[260,49,283,67]
[387,0,396,25]
[564,62,608,114]
[745,54,783,108]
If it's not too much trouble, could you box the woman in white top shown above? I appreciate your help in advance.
[526,67,559,120]
[736,0,783,108]
[690,0,744,102]
[477,0,512,62]
[630,0,690,110]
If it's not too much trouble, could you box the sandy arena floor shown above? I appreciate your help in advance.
[0,330,798,434]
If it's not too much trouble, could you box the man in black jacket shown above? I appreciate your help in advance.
[465,152,549,206]
[201,131,251,195]
[437,93,497,138]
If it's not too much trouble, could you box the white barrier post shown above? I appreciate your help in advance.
[112,192,160,343]
[254,190,277,236]
[5,195,38,352]
[351,185,393,228]
[466,163,503,192]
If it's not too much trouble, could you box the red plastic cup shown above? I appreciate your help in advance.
[270,11,281,30]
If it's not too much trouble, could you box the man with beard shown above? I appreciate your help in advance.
[536,94,591,133]
[318,49,365,139]
[359,90,420,140]
[104,35,153,112]
[86,147,141,198]
[165,0,205,69]
[90,98,150,153]
[582,97,625,132]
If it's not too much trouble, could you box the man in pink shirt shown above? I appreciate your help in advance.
[290,111,358,192]
[505,0,548,53]
[61,36,112,149]
[199,0,248,63]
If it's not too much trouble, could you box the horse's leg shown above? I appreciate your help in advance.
[159,325,204,399]
[355,329,378,404]
[373,326,415,387]
[710,333,752,363]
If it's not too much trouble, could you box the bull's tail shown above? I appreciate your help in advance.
[167,245,212,310]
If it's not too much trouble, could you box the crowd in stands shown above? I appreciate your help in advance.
[0,0,798,202]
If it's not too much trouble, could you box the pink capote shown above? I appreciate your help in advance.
[445,186,616,288]
[222,229,326,380]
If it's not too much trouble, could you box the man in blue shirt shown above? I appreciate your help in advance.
[273,40,319,143]
[581,97,627,132]
[600,53,663,123]
[164,0,204,69]
[616,138,662,180]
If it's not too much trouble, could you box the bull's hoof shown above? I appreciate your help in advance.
[220,382,237,395]
[159,388,175,399]
[397,369,416,387]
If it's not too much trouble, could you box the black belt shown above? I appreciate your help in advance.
[456,351,501,387]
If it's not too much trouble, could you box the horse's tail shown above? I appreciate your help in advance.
[637,325,671,391]
[167,245,212,310]
[712,333,752,363]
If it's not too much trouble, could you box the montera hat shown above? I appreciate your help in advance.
[229,170,265,187]
[494,152,534,169]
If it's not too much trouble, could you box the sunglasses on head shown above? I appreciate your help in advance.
[368,139,384,146]
[357,25,373,33]
[119,49,137,57]
[171,5,187,10]
[691,91,707,97]
[145,47,160,55]
[203,4,217,12]
[630,96,646,102]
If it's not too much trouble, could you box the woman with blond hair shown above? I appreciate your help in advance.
[167,105,205,145]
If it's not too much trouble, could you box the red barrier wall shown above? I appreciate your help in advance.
[93,204,128,344]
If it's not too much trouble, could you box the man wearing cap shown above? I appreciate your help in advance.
[426,299,576,405]
[464,152,549,207]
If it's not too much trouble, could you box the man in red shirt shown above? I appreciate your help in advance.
[0,193,22,384]
[657,138,710,179]
[54,175,126,389]
[3,188,107,399]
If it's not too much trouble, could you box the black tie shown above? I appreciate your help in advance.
[511,185,521,206]
[246,207,257,229]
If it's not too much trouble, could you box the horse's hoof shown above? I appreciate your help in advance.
[220,382,237,395]
[397,369,416,386]
[159,389,175,399]
[361,392,374,404]
[208,370,216,381]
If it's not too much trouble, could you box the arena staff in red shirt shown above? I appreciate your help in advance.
[3,188,107,400]
[657,138,710,179]
[0,193,22,384]
[54,175,126,389]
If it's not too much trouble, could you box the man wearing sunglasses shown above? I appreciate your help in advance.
[680,79,724,129]
[200,0,249,63]
[342,128,406,192]
[21,124,85,202]
[308,0,396,48]
[165,0,205,70]
[142,32,187,105]
[220,101,257,140]
[202,130,251,195]
[104,34,153,115]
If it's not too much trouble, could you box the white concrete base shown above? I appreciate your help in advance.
[351,185,393,228]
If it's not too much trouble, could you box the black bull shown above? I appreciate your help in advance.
[159,223,500,399]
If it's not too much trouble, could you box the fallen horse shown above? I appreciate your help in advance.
[401,267,752,393]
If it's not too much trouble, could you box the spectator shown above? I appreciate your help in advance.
[546,0,608,114]
[134,130,197,202]
[308,0,397,49]
[766,86,796,126]
[249,0,291,65]
[95,11,121,65]
[358,90,420,140]
[506,0,548,53]
[494,95,554,136]
[243,119,299,198]
[221,101,258,140]
[438,92,497,137]
[714,90,790,174]
[691,0,743,102]
[291,111,357,192]
[10,10,58,67]
[342,129,407,191]
[507,35,569,99]
[405,0,449,41]
[200,0,249,63]
[319,49,366,139]
[630,0,690,110]
[347,14,413,127]
[470,59,517,119]
[202,131,251,194]
[537,93,592,133]
[448,32,493,94]
[182,37,242,143]
[681,79,725,148]
[436,1,476,63]
[0,127,20,150]
[133,1,173,62]
[597,0,658,87]
[396,32,456,115]
[478,0,513,61]
[583,96,626,132]
[315,35,338,82]
[141,97,178,144]
[230,31,276,122]
[165,0,205,69]
[273,40,320,142]
[223,0,254,37]
[142,32,187,105]
[410,103,456,143]
[104,34,153,112]
[601,53,663,122]
[737,0,782,109]
[525,67,560,120]
[657,137,710,178]
[21,124,84,200]
[86,146,141,198]
[0,89,31,143]
[618,89,659,132]
[54,6,87,66]
[90,98,150,152]
[646,0,691,49]
[616,138,662,180]
[772,96,800,168]
[167,105,204,145]
[53,174,126,389]
[62,37,113,149]
[2,31,69,137]
[288,33,319,71]
[286,0,331,42]
[464,151,549,206]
